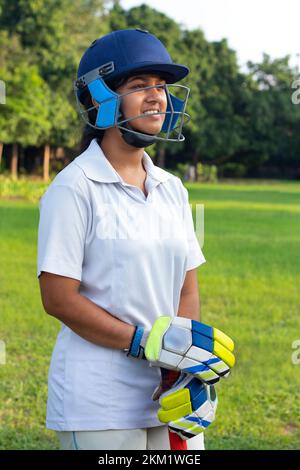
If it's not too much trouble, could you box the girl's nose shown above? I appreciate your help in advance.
[145,85,165,102]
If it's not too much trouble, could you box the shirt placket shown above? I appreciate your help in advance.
[117,173,160,203]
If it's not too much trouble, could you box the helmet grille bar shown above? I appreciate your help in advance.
[75,62,115,90]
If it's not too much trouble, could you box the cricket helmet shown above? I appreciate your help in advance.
[74,29,191,147]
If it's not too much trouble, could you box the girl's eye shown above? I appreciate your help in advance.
[131,84,165,90]
[131,84,144,89]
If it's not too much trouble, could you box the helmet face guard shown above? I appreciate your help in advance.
[74,70,191,144]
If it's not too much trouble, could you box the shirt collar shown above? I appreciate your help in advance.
[74,138,171,184]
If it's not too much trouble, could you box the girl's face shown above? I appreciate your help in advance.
[117,74,168,135]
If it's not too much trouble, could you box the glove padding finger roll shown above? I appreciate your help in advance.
[158,373,218,441]
[145,316,235,384]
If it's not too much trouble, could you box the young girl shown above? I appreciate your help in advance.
[37,29,235,451]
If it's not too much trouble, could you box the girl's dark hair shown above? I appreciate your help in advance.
[79,75,129,153]
[79,90,105,153]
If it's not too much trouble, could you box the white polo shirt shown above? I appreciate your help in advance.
[37,138,206,431]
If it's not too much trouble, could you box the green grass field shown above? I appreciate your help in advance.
[0,180,299,450]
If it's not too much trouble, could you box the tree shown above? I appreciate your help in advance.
[0,0,108,178]
[245,55,300,176]
[0,31,51,178]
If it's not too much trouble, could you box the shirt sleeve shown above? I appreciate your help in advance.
[37,184,89,280]
[181,184,206,271]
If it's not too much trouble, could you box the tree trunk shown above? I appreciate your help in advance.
[43,144,50,182]
[0,142,3,171]
[156,148,166,168]
[192,152,198,182]
[11,143,18,180]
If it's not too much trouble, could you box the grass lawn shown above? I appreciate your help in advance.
[0,180,299,449]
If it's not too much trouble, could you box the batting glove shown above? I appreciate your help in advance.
[126,316,235,385]
[157,372,218,440]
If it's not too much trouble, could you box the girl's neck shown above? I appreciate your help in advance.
[100,128,145,173]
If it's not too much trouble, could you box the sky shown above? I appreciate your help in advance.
[120,0,300,70]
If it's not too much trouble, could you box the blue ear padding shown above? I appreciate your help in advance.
[87,78,120,128]
[162,94,184,132]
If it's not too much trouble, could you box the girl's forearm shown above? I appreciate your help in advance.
[177,291,201,321]
[45,287,201,352]
[46,292,135,350]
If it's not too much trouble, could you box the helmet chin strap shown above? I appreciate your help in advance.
[118,120,157,149]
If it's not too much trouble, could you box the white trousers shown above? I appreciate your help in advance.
[56,426,205,450]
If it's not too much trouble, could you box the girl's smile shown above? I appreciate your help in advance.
[118,75,168,134]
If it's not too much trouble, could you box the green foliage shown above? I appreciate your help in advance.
[197,163,218,182]
[0,175,50,202]
[0,0,107,85]
[0,2,300,177]
[0,31,51,146]
[245,55,300,173]
[0,0,107,150]
[220,163,247,178]
[168,162,189,180]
